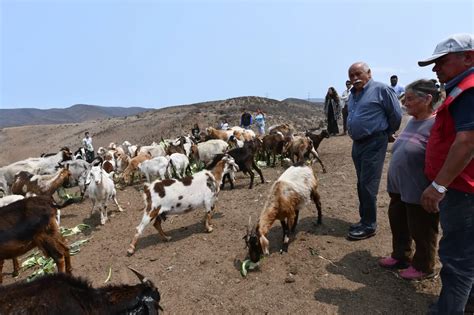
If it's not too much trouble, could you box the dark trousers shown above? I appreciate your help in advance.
[432,189,474,314]
[342,106,348,133]
[85,150,95,163]
[388,193,439,273]
[351,132,388,229]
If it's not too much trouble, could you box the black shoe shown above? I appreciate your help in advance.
[349,222,363,231]
[347,227,376,240]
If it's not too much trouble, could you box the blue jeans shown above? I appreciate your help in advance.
[351,132,388,229]
[433,189,474,314]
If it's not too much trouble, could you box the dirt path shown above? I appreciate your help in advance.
[1,133,441,314]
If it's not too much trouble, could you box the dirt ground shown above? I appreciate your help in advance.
[0,129,442,314]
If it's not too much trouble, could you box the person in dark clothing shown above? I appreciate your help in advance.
[191,123,201,142]
[324,87,341,136]
[240,110,252,129]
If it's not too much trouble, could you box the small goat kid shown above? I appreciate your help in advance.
[127,155,238,256]
[244,164,322,263]
[85,165,124,225]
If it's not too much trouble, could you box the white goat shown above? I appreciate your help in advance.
[244,164,322,262]
[127,155,238,256]
[191,139,229,166]
[167,153,190,179]
[85,165,124,225]
[138,156,170,182]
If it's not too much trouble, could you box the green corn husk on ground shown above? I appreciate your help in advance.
[60,224,90,237]
[240,259,260,277]
[21,224,91,282]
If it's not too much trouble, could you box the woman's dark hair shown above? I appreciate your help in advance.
[325,87,339,102]
[405,79,441,108]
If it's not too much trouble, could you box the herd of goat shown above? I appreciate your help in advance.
[0,123,329,313]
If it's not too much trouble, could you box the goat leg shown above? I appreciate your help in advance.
[311,189,323,225]
[153,216,172,241]
[113,195,124,212]
[280,220,290,253]
[204,210,213,233]
[12,258,20,277]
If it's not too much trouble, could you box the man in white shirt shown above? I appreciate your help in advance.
[340,80,352,135]
[82,131,95,162]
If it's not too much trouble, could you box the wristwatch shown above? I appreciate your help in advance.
[432,181,448,194]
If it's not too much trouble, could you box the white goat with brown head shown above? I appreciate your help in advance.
[244,164,322,263]
[127,154,238,256]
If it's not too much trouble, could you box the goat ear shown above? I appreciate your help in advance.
[128,266,148,284]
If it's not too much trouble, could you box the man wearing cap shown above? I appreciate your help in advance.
[346,62,402,240]
[418,33,474,314]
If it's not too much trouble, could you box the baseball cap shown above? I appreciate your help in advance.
[418,33,474,67]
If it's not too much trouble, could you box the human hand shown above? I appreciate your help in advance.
[421,185,444,213]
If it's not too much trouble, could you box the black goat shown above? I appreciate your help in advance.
[0,268,163,314]
[208,140,264,189]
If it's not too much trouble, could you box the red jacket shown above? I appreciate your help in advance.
[425,73,474,193]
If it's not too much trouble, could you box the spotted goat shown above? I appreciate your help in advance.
[127,155,238,255]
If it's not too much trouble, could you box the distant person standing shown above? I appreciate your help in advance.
[255,109,266,136]
[220,119,229,130]
[324,87,341,136]
[82,131,95,163]
[240,109,252,130]
[340,80,352,135]
[191,123,201,142]
[390,75,405,97]
[346,62,402,240]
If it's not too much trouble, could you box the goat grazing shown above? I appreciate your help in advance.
[0,267,163,314]
[0,196,72,283]
[127,155,238,256]
[85,165,124,225]
[11,165,71,197]
[244,164,322,263]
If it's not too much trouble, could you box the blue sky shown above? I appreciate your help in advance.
[1,0,473,109]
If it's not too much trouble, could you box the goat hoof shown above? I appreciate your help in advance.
[164,236,172,242]
[127,249,135,256]
[12,271,19,277]
[206,226,214,233]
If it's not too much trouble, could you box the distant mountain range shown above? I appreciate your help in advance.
[0,104,151,128]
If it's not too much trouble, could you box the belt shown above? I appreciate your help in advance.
[354,131,387,143]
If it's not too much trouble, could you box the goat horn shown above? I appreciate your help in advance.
[247,216,252,234]
[128,266,148,283]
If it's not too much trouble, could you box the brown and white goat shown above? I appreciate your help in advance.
[0,268,162,314]
[121,153,152,185]
[244,164,322,263]
[205,127,233,141]
[127,155,238,256]
[0,196,72,283]
[11,165,71,196]
[283,136,327,173]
